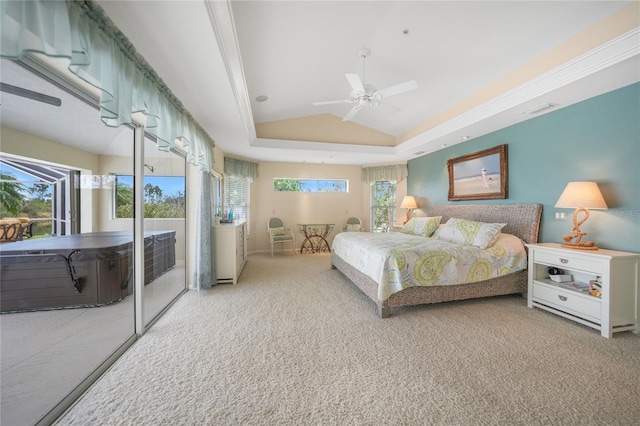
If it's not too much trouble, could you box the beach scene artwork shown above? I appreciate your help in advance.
[452,152,501,196]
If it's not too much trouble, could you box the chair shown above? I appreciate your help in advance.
[267,217,296,257]
[0,219,25,243]
[22,221,34,239]
[343,217,363,232]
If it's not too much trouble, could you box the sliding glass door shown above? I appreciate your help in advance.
[0,58,137,425]
[0,57,187,424]
[141,135,187,326]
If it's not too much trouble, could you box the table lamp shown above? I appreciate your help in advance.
[400,195,417,225]
[554,181,607,250]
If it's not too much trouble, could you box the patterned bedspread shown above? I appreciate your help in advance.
[332,232,527,303]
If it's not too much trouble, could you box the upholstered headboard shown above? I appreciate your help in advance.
[426,203,543,245]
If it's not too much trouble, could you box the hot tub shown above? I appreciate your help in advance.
[0,231,176,313]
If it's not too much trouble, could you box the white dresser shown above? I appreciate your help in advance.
[527,243,640,338]
[214,220,247,285]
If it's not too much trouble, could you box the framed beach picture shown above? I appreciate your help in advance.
[447,144,508,201]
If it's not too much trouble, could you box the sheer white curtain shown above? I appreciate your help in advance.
[193,170,216,290]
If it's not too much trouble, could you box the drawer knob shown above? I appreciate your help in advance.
[558,295,568,301]
[559,258,569,264]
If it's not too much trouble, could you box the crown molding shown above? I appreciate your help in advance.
[398,27,640,154]
[252,138,395,155]
[204,0,256,141]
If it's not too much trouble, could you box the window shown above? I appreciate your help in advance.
[225,174,250,230]
[273,178,348,193]
[371,180,396,233]
[115,175,185,218]
[0,157,78,237]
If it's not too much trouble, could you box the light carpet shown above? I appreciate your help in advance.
[57,253,640,425]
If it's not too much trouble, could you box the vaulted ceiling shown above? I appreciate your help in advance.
[5,1,640,166]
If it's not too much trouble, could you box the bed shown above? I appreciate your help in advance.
[0,231,176,313]
[331,203,543,317]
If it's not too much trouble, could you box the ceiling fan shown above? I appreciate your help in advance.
[313,48,418,122]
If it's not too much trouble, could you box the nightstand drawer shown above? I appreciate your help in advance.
[533,282,601,321]
[533,251,602,274]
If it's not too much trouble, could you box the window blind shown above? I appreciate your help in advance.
[225,175,250,232]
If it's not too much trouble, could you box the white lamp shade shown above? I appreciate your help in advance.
[555,181,607,209]
[400,195,417,209]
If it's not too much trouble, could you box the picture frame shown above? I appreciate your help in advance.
[447,144,508,201]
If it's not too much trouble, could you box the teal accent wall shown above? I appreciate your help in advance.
[408,83,640,253]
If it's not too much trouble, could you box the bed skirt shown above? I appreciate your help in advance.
[330,203,541,317]
[332,253,527,318]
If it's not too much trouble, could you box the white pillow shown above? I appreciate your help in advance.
[400,216,441,237]
[437,218,506,249]
[346,223,361,232]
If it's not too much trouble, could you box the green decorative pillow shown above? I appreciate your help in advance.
[346,223,361,232]
[270,227,285,236]
[437,218,506,248]
[400,216,442,237]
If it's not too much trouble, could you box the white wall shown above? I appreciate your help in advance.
[243,160,410,253]
[250,161,367,253]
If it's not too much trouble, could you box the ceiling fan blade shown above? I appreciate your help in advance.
[378,101,401,113]
[341,105,361,122]
[376,80,418,98]
[0,82,61,106]
[312,99,349,106]
[345,73,365,94]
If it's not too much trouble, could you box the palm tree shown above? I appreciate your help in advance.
[144,183,163,203]
[0,173,28,216]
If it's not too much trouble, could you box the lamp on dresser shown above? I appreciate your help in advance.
[554,181,607,250]
[400,195,417,225]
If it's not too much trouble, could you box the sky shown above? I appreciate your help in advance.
[302,180,346,192]
[2,164,184,198]
[277,179,348,192]
[452,153,501,180]
[117,176,185,196]
[0,164,37,182]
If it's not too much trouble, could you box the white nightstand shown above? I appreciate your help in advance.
[526,243,640,338]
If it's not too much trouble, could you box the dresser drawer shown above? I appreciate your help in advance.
[533,251,602,274]
[532,282,601,321]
